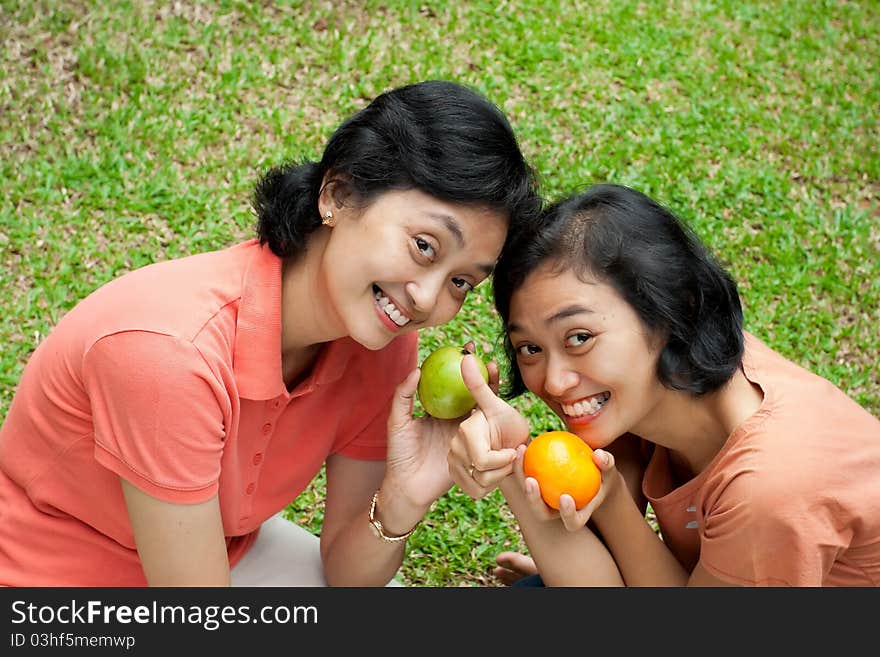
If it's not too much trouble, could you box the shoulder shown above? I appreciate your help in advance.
[57,242,253,345]
[744,331,848,397]
[740,332,880,450]
[83,330,229,400]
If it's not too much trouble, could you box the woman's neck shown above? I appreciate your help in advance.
[278,231,345,386]
[637,368,764,478]
[279,231,336,348]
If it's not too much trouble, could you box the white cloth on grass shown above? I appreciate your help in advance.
[230,512,403,587]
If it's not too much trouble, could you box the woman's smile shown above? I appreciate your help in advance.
[373,285,414,330]
[561,391,611,429]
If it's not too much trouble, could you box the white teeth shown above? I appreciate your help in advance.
[374,288,411,326]
[562,392,610,417]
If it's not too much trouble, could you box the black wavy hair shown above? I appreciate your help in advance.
[493,183,744,398]
[252,80,541,258]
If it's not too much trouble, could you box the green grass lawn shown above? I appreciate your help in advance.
[2,0,878,586]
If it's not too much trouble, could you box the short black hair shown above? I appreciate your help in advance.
[493,183,744,398]
[252,80,540,258]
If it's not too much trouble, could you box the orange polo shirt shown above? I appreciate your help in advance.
[0,239,417,586]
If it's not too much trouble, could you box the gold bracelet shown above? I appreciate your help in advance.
[368,490,419,543]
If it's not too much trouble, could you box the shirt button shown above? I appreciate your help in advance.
[261,422,272,435]
[252,453,263,465]
[271,399,281,410]
[246,483,256,495]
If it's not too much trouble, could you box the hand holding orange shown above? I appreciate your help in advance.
[522,430,602,510]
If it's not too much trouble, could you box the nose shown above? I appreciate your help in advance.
[542,354,580,398]
[405,273,445,319]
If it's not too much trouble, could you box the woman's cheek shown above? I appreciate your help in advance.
[437,297,464,326]
[520,365,545,396]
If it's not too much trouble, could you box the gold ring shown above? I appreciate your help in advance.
[468,464,476,478]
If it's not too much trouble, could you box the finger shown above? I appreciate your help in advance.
[462,355,531,449]
[453,432,514,495]
[487,360,500,396]
[386,368,421,434]
[593,448,615,472]
[470,447,518,473]
[459,410,519,470]
[523,476,544,506]
[458,409,494,460]
[524,476,558,520]
[449,452,494,500]
[510,444,527,487]
[569,481,608,528]
[448,459,479,498]
[558,494,587,532]
[463,340,476,355]
[455,475,493,501]
[472,460,516,490]
[461,354,506,413]
[446,440,470,478]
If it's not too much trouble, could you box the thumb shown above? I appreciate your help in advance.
[461,355,530,449]
[461,354,506,414]
[387,368,420,434]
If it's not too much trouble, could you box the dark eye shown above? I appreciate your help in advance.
[415,237,435,260]
[565,332,592,348]
[451,277,473,293]
[516,344,541,357]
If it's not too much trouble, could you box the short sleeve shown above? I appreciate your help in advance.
[82,330,230,503]
[333,333,418,461]
[699,471,842,586]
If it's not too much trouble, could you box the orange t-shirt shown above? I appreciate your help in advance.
[644,333,880,586]
[0,239,417,586]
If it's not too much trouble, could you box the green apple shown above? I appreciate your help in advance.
[417,345,489,419]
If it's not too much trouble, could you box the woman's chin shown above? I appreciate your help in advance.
[350,327,397,351]
[560,419,607,450]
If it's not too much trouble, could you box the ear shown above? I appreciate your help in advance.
[318,171,353,214]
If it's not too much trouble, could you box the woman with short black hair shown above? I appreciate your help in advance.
[0,80,541,587]
[449,183,880,586]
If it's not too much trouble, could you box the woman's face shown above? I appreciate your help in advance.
[507,261,667,448]
[321,188,507,351]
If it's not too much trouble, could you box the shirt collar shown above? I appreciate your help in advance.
[233,241,357,400]
[233,241,284,400]
[288,337,357,399]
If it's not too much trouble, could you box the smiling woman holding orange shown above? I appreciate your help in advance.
[450,183,880,587]
[0,80,540,587]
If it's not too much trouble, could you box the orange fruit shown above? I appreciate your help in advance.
[523,430,602,510]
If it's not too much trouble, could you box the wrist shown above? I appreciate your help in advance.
[591,471,628,527]
[373,486,427,538]
[499,473,519,497]
[499,473,535,512]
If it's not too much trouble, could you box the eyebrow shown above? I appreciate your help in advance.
[508,304,595,334]
[425,211,495,276]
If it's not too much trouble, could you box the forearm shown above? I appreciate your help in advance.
[499,477,624,586]
[592,479,689,586]
[321,487,426,586]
